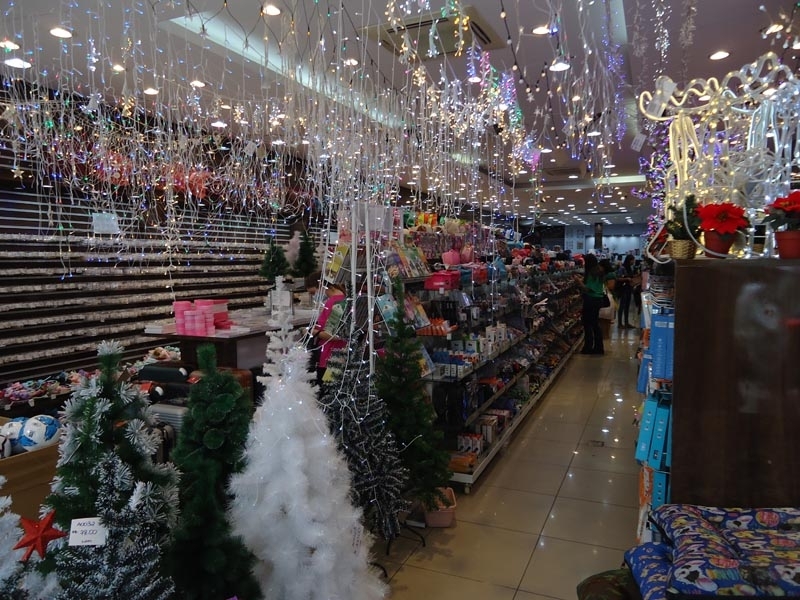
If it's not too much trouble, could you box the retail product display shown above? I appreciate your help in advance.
[374,284,452,511]
[320,343,408,543]
[228,279,386,600]
[167,343,260,600]
[43,341,179,595]
[625,504,800,600]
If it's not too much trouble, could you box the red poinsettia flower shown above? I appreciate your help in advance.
[696,203,749,235]
[765,191,800,230]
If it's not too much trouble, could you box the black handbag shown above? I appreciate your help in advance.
[601,293,611,308]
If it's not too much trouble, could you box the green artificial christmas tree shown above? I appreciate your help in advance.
[258,238,289,285]
[44,340,179,589]
[374,285,451,510]
[291,229,318,279]
[167,344,261,600]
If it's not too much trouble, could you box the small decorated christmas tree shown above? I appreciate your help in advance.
[44,340,179,586]
[258,238,289,285]
[228,278,386,600]
[53,454,174,600]
[374,285,451,510]
[320,342,408,542]
[167,344,261,600]
[291,229,318,279]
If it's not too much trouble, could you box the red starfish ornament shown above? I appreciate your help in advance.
[13,510,67,561]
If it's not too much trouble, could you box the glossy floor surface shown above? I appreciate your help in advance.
[378,327,642,600]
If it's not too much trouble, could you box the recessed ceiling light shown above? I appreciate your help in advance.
[587,130,601,137]
[468,75,481,83]
[210,120,227,128]
[220,103,232,110]
[765,23,784,35]
[264,4,281,16]
[709,50,729,61]
[49,27,72,39]
[568,174,578,179]
[112,63,125,72]
[532,25,550,35]
[549,56,570,72]
[143,87,159,95]
[0,40,20,50]
[343,58,359,66]
[571,94,581,102]
[4,57,31,69]
[190,79,205,88]
[604,163,616,169]
[540,147,553,153]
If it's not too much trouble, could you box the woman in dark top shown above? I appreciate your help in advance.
[616,254,636,329]
[578,254,606,355]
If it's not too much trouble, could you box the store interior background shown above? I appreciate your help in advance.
[0,0,795,384]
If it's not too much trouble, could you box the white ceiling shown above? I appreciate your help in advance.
[0,0,792,226]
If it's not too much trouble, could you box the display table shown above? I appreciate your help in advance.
[144,307,316,370]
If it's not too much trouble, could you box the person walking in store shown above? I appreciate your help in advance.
[616,254,637,329]
[304,271,347,384]
[577,254,606,355]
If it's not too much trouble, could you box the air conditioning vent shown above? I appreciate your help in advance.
[542,163,587,181]
[365,5,502,61]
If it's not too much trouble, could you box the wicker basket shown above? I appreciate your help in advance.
[670,239,697,260]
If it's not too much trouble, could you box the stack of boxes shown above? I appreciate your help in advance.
[173,299,230,336]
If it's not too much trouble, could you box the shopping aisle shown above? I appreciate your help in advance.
[379,326,643,600]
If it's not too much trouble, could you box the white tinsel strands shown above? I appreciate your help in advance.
[229,279,386,600]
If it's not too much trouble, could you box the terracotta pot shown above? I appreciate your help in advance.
[703,230,734,258]
[775,230,800,259]
[670,239,697,260]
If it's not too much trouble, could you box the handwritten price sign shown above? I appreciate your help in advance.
[68,517,108,547]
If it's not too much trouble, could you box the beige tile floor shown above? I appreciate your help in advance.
[377,326,643,600]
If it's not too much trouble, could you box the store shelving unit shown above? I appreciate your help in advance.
[451,337,582,493]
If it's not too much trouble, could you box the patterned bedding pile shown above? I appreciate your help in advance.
[624,504,800,600]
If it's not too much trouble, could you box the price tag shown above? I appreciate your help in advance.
[631,133,647,153]
[69,517,108,547]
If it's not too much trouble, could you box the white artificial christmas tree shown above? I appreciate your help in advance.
[228,277,386,600]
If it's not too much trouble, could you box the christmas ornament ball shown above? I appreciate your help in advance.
[0,417,28,454]
[17,415,61,451]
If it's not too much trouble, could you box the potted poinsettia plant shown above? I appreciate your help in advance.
[695,201,749,258]
[763,191,800,259]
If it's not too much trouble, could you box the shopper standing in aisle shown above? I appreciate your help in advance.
[305,271,347,384]
[616,254,637,329]
[578,254,606,355]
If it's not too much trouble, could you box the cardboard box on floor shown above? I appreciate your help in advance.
[0,417,58,520]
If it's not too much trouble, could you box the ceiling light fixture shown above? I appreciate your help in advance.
[4,57,31,69]
[143,87,159,95]
[112,63,125,72]
[190,79,205,88]
[0,40,19,50]
[765,23,784,35]
[220,103,232,110]
[709,50,729,61]
[468,75,481,83]
[343,58,359,66]
[264,4,281,16]
[540,147,553,153]
[549,55,570,72]
[210,120,227,128]
[49,26,72,39]
[586,129,601,137]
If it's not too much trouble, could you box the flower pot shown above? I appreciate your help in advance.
[703,230,734,258]
[775,230,800,259]
[670,239,697,260]
[424,487,457,527]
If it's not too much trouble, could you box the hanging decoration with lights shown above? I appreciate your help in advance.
[639,51,800,256]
